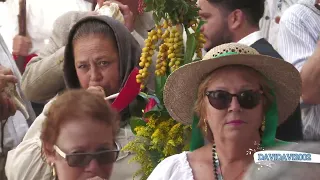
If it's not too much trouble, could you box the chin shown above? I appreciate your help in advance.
[224,129,247,140]
[204,43,213,52]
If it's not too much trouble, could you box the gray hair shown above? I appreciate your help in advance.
[243,142,320,180]
[72,19,117,48]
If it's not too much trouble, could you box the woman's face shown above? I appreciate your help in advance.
[205,67,264,141]
[50,118,115,180]
[73,34,120,96]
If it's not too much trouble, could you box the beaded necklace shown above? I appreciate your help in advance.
[212,142,263,180]
[212,144,223,180]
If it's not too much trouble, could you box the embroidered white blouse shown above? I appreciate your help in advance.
[147,152,194,180]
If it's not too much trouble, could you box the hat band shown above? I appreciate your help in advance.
[213,51,238,58]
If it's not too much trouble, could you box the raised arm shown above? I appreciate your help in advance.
[21,11,88,103]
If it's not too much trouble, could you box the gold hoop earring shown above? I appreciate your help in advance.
[261,117,266,132]
[204,119,208,134]
[51,162,57,180]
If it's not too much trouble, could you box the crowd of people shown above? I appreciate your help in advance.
[0,0,320,179]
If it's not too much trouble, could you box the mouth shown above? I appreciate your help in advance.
[85,176,108,180]
[226,120,246,125]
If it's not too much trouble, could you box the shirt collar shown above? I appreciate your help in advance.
[237,31,263,46]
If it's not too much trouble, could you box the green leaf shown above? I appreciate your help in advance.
[195,20,205,34]
[130,117,147,135]
[129,94,148,117]
[145,6,153,12]
[144,107,172,120]
[144,0,154,12]
[147,95,161,104]
[155,74,168,104]
[149,150,163,167]
[183,33,196,64]
[143,104,163,118]
[138,92,149,101]
[152,13,160,24]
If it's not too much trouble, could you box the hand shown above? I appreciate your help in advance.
[0,92,17,121]
[275,16,281,24]
[97,0,105,8]
[87,86,106,99]
[317,39,320,48]
[0,66,17,91]
[102,1,135,32]
[312,40,320,55]
[12,35,32,56]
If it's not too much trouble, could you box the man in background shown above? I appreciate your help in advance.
[277,0,320,140]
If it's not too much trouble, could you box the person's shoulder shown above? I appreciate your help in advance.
[157,151,189,169]
[281,3,312,23]
[148,151,193,180]
[5,137,52,180]
[54,11,87,28]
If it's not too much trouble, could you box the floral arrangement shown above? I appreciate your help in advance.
[123,0,205,179]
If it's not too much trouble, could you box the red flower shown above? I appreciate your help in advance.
[144,98,157,122]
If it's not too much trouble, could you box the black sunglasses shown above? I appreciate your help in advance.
[205,90,263,110]
[54,142,120,167]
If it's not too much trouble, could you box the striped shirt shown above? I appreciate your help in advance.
[259,0,298,50]
[277,0,320,140]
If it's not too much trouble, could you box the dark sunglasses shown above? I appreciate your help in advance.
[53,142,120,167]
[205,90,263,110]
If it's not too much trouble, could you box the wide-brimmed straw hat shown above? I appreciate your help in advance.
[163,43,301,125]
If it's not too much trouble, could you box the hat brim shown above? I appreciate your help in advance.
[163,54,301,125]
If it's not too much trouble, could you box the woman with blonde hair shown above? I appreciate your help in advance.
[148,43,301,180]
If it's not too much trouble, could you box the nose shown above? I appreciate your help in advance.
[89,66,103,83]
[200,25,204,33]
[228,97,241,112]
[85,159,101,173]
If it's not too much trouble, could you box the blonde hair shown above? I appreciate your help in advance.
[41,89,120,157]
[194,65,274,142]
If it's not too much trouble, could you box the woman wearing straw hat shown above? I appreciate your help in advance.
[148,43,301,180]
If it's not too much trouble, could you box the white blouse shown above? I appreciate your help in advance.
[147,152,194,180]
